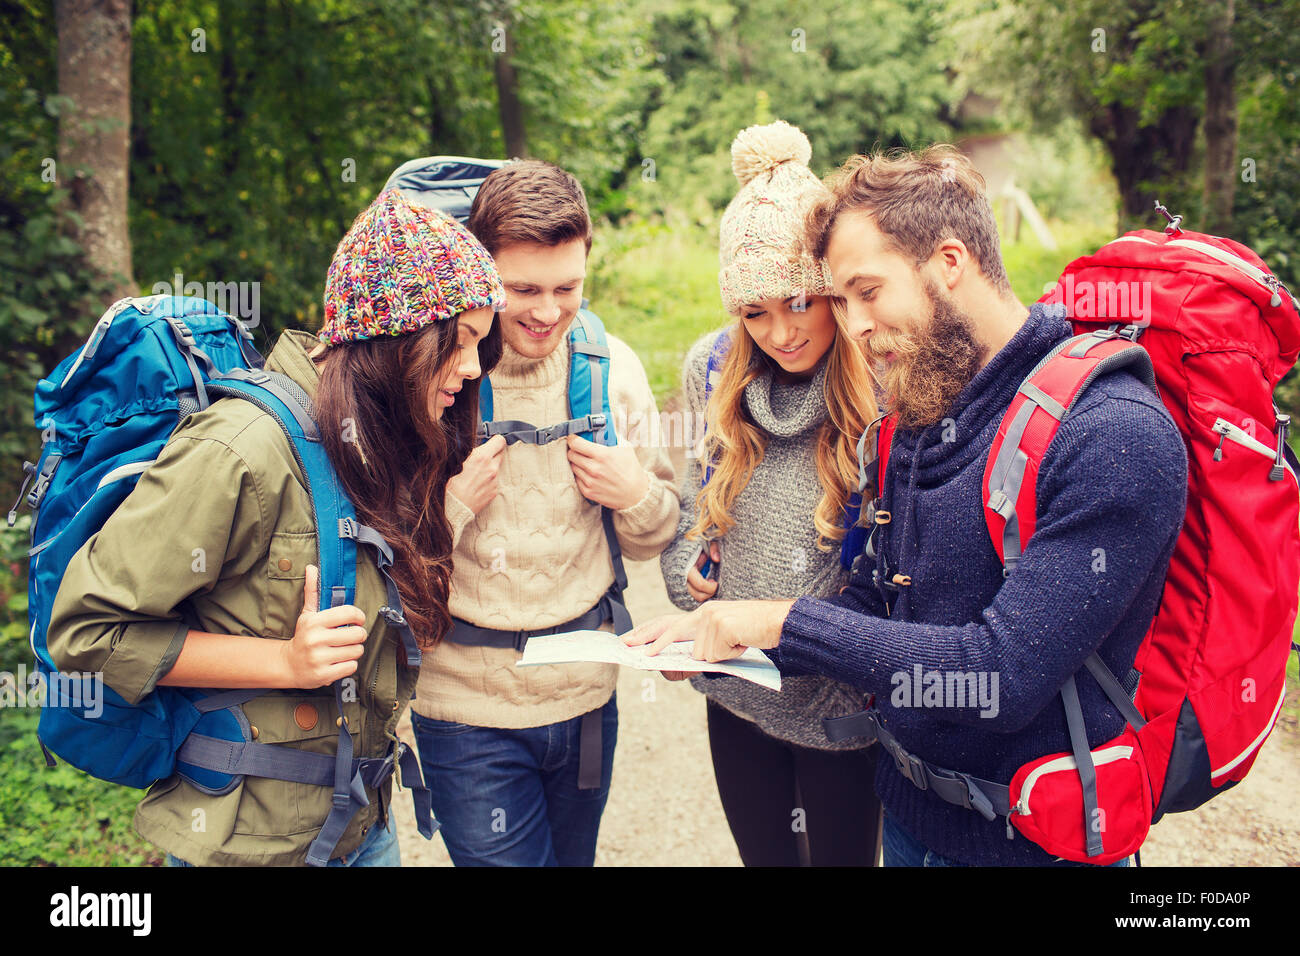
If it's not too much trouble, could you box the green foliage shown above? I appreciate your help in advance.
[590,214,726,403]
[630,0,958,220]
[128,0,657,340]
[1,515,31,676]
[1007,123,1120,230]
[0,708,159,866]
[1000,219,1118,307]
[0,72,115,469]
[1232,8,1300,294]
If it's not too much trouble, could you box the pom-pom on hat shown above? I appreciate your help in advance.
[319,189,506,346]
[718,120,836,316]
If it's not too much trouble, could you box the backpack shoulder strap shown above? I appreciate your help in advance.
[478,307,613,447]
[568,307,632,633]
[568,307,615,446]
[982,329,1157,574]
[704,329,732,402]
[208,369,422,661]
[840,412,894,572]
[209,369,358,609]
[876,413,898,490]
[700,329,734,488]
[206,367,433,865]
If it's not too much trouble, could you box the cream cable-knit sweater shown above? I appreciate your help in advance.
[413,333,680,728]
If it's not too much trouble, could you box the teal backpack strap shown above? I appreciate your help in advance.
[475,316,609,445]
[192,369,436,865]
[567,308,616,446]
[566,310,631,633]
[465,309,631,635]
[479,375,494,424]
[454,307,630,792]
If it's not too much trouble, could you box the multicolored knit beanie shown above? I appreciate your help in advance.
[319,189,506,346]
[717,120,836,316]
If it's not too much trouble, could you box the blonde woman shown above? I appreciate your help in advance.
[657,121,883,866]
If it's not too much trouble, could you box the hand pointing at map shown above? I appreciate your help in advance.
[516,608,788,692]
[622,599,795,669]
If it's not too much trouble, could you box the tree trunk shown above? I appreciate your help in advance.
[56,0,135,301]
[493,15,527,159]
[1091,102,1199,231]
[1203,0,1238,235]
[428,74,461,155]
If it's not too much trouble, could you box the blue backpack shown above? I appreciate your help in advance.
[699,329,873,573]
[10,294,435,865]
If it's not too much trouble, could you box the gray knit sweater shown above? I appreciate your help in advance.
[660,330,869,751]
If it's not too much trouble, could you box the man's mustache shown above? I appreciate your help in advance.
[866,328,917,363]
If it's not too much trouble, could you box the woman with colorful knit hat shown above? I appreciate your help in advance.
[651,121,885,866]
[47,190,504,866]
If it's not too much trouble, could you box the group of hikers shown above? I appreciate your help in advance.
[43,115,1256,869]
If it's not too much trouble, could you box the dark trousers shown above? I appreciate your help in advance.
[706,698,883,867]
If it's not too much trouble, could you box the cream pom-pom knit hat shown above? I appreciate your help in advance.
[717,119,836,316]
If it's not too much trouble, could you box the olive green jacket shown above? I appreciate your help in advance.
[47,330,418,866]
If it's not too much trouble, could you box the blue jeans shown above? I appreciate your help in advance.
[410,695,618,866]
[165,814,401,867]
[881,814,1130,867]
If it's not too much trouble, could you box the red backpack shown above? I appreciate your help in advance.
[848,208,1300,864]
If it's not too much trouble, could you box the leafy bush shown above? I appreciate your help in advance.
[590,214,725,405]
[0,708,160,866]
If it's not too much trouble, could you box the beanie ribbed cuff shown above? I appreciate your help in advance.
[719,253,835,316]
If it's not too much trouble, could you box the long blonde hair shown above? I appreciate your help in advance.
[689,299,879,551]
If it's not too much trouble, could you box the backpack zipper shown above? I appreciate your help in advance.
[95,459,158,490]
[1106,236,1298,310]
[1211,417,1277,462]
[1015,745,1134,814]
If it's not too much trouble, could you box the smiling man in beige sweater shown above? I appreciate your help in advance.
[409,160,679,866]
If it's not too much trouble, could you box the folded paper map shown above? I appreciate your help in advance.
[517,629,782,691]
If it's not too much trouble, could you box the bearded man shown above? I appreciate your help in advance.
[628,145,1187,868]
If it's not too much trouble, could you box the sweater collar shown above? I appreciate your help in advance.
[490,337,569,389]
[889,304,1071,479]
[743,351,830,439]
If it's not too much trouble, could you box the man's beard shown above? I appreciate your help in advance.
[868,280,987,428]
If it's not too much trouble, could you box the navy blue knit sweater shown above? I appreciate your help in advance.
[765,304,1188,865]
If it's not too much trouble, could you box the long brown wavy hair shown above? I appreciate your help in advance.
[315,314,502,648]
[689,298,879,551]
